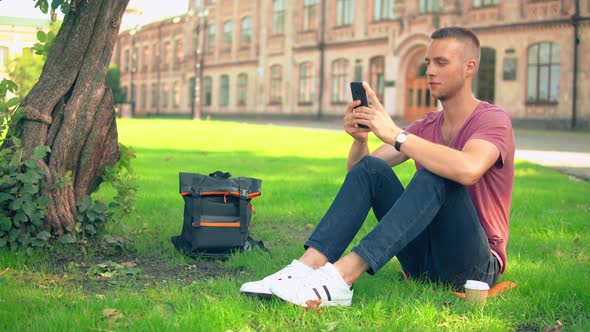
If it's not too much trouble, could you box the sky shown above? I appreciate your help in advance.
[0,0,188,24]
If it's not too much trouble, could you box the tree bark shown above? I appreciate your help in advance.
[9,0,129,236]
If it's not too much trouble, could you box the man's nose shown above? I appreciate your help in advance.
[425,64,434,77]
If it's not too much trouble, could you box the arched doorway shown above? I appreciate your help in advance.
[404,49,438,122]
[473,47,496,103]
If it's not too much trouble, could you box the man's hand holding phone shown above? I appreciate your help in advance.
[350,82,370,129]
[347,82,401,144]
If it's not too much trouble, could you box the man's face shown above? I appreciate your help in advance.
[424,38,472,101]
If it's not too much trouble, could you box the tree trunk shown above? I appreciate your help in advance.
[9,0,129,236]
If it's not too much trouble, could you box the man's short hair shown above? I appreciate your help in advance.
[431,27,480,49]
[431,26,481,64]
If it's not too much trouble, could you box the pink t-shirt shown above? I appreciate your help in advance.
[405,102,515,274]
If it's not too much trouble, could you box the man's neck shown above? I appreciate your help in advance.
[440,90,481,128]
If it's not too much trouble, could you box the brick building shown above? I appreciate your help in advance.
[112,0,590,129]
[0,16,50,84]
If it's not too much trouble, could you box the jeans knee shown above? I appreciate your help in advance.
[352,155,392,175]
[413,168,463,192]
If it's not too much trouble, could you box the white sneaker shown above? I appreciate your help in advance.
[240,260,314,298]
[270,263,354,307]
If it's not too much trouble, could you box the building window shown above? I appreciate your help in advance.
[374,0,393,21]
[164,42,172,65]
[270,65,282,103]
[223,20,232,46]
[142,46,149,71]
[173,81,181,108]
[336,0,353,26]
[151,83,158,108]
[162,83,169,109]
[354,59,363,81]
[369,56,385,103]
[121,86,128,103]
[303,0,318,31]
[208,25,216,51]
[194,0,202,7]
[299,62,314,104]
[527,42,560,103]
[204,76,212,106]
[331,59,349,103]
[237,73,248,106]
[241,17,252,45]
[273,0,286,35]
[124,49,130,72]
[130,84,136,106]
[418,0,440,14]
[220,75,229,106]
[473,0,498,8]
[132,46,138,72]
[152,44,159,69]
[140,84,147,108]
[174,39,184,65]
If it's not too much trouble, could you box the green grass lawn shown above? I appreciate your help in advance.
[1,118,589,331]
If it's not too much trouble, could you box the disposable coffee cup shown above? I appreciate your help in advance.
[464,280,490,308]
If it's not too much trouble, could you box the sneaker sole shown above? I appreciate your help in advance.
[240,291,273,299]
[320,299,351,307]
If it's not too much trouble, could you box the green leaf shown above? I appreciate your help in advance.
[36,231,51,241]
[78,196,91,212]
[60,233,76,244]
[21,200,35,218]
[50,0,61,10]
[24,159,39,169]
[6,80,18,93]
[5,97,20,108]
[84,224,96,235]
[31,145,50,160]
[36,195,52,206]
[37,30,47,42]
[22,183,39,195]
[35,0,49,14]
[31,239,46,247]
[0,237,6,248]
[29,212,43,226]
[18,234,31,246]
[10,197,25,211]
[0,216,11,232]
[92,202,108,214]
[0,192,13,204]
[60,3,69,15]
[13,211,27,227]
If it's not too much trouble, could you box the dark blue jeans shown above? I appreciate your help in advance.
[305,156,500,289]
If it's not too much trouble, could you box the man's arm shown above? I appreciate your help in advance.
[399,135,500,186]
[349,82,500,185]
[346,141,409,171]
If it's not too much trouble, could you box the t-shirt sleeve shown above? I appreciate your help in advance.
[470,109,514,166]
[405,118,422,136]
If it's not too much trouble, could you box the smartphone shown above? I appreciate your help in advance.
[350,82,369,128]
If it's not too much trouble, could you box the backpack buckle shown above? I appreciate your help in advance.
[240,189,248,199]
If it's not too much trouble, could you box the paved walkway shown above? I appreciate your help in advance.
[234,118,590,181]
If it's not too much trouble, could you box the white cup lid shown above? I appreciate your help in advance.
[464,280,490,290]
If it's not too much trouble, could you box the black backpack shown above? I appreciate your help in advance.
[171,171,263,258]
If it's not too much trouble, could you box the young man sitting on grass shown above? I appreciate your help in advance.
[241,26,515,307]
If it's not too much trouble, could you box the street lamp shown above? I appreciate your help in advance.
[192,9,209,120]
[129,26,140,117]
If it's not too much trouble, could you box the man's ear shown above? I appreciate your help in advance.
[465,59,478,78]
